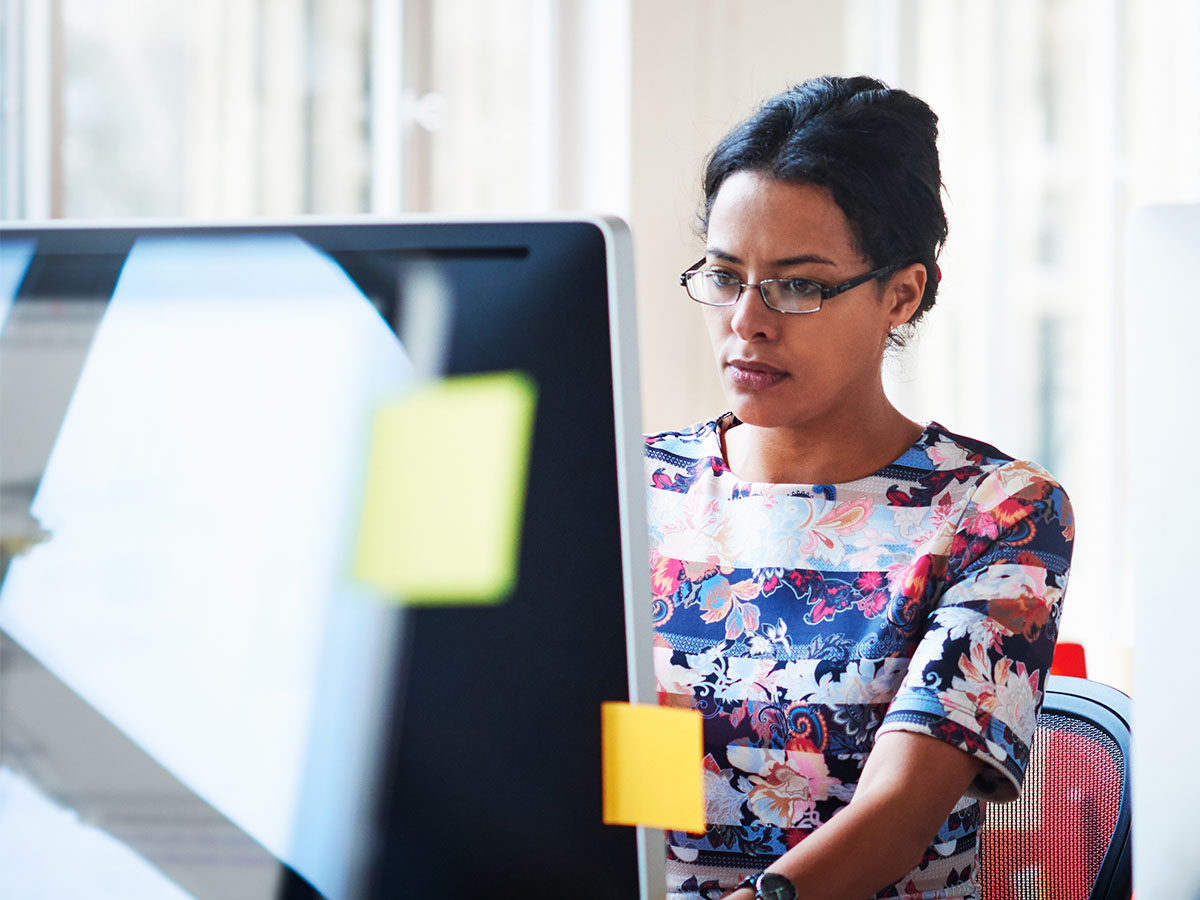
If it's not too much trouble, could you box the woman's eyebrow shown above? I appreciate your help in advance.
[705,247,838,267]
[773,253,837,267]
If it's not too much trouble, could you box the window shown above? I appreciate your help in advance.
[1,0,629,219]
[850,0,1200,687]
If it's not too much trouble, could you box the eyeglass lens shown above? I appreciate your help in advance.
[685,271,823,313]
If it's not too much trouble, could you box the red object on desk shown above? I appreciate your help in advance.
[1051,641,1087,677]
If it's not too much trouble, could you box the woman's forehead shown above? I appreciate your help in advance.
[706,172,861,265]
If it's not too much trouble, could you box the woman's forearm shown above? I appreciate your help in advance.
[728,731,983,899]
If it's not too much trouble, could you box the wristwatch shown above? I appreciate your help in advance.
[733,871,798,900]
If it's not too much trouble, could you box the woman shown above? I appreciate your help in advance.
[645,75,1072,900]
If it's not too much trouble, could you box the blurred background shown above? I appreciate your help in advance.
[4,0,1199,692]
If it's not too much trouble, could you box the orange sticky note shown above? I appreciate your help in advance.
[601,701,705,833]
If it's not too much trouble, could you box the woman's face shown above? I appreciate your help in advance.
[701,171,919,433]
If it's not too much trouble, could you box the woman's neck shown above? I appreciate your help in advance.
[721,403,923,485]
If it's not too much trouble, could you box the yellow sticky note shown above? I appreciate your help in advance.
[601,702,706,834]
[354,371,537,604]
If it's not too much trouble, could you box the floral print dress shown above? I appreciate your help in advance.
[646,415,1073,900]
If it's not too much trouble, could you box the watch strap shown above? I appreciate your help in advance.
[734,873,761,894]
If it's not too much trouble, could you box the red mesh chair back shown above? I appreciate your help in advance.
[977,676,1132,900]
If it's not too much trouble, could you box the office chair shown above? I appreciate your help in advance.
[977,675,1132,900]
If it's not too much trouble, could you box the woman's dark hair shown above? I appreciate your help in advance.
[702,75,948,329]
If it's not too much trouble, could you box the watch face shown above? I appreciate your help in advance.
[758,872,798,900]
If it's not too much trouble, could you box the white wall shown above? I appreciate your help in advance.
[1126,203,1200,900]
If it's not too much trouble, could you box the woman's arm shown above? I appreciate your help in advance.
[725,730,983,900]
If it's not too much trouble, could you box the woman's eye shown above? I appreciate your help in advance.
[780,278,821,297]
[709,271,739,288]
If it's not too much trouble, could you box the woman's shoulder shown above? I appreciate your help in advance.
[643,413,730,456]
[918,422,1072,528]
[914,421,1015,470]
[917,422,1061,483]
[883,422,1070,518]
[643,415,735,495]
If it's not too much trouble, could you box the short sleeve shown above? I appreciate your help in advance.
[877,460,1074,801]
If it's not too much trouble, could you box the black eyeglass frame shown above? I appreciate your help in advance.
[679,257,909,314]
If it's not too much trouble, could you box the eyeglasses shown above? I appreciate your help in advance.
[679,258,904,314]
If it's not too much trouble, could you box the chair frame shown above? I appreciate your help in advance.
[1011,674,1133,900]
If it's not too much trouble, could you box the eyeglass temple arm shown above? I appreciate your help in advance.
[819,262,905,299]
[679,258,707,285]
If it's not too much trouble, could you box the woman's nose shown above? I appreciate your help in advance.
[729,283,776,341]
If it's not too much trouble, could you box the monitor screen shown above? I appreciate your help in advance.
[0,218,655,900]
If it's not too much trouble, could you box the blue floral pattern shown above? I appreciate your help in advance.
[647,415,1073,900]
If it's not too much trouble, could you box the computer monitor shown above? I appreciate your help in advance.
[0,218,658,900]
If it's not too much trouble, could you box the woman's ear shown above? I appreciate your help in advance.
[886,262,927,328]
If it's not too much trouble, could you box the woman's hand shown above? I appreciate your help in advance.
[720,889,755,900]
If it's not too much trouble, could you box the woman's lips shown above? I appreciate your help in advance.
[727,359,788,390]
